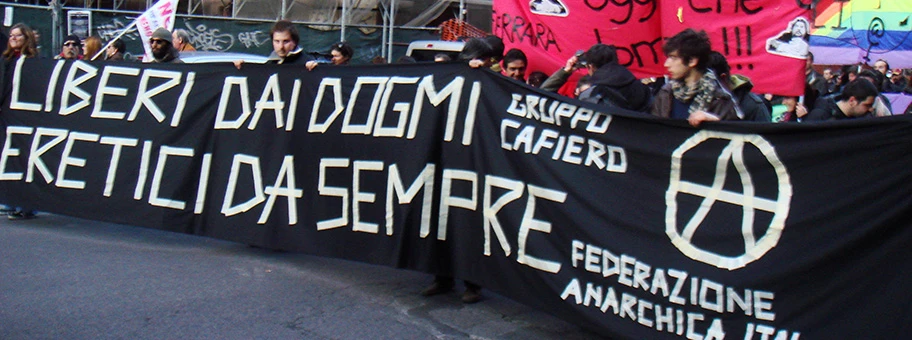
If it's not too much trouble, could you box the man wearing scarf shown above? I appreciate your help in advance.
[651,29,741,127]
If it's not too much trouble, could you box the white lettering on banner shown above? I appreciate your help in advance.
[194,153,213,214]
[45,61,66,112]
[222,154,266,216]
[128,69,188,123]
[99,137,139,197]
[60,61,99,116]
[501,119,627,173]
[516,185,565,273]
[342,77,389,135]
[0,125,299,224]
[560,278,726,338]
[483,175,524,256]
[375,76,420,137]
[92,66,142,120]
[563,240,804,338]
[386,163,435,237]
[351,160,384,233]
[149,146,194,209]
[284,80,303,131]
[10,57,41,112]
[438,169,477,240]
[569,240,776,321]
[251,74,286,130]
[27,128,68,184]
[0,128,191,210]
[308,75,480,145]
[9,61,195,125]
[0,124,568,274]
[316,158,350,230]
[318,158,564,273]
[215,74,289,130]
[11,61,481,142]
[133,140,153,200]
[506,92,612,133]
[0,126,34,181]
[56,132,101,190]
[744,323,801,340]
[258,156,303,224]
[215,76,254,130]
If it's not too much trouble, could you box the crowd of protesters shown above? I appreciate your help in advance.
[1,21,911,302]
[5,21,910,122]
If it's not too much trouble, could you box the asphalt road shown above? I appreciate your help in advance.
[0,214,603,339]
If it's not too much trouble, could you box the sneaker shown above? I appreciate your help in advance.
[461,287,482,304]
[421,281,454,296]
[8,211,36,220]
[0,208,15,216]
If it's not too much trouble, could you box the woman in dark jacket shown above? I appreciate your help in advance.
[2,23,39,60]
[2,23,40,219]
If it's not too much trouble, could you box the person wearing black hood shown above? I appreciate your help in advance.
[459,35,504,69]
[707,51,771,122]
[577,44,652,113]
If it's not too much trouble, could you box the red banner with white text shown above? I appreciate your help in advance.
[492,0,808,96]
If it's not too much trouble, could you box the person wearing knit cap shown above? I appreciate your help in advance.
[148,27,182,63]
[55,34,82,60]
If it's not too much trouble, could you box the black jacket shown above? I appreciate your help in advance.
[578,63,652,113]
[805,96,851,121]
[267,47,315,65]
[152,46,183,63]
[729,75,771,122]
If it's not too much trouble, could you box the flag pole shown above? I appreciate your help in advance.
[91,20,138,61]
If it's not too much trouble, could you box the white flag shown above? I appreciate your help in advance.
[135,0,178,61]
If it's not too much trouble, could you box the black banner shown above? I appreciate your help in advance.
[2,58,910,339]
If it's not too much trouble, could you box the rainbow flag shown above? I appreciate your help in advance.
[809,0,912,67]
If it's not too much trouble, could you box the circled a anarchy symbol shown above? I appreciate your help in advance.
[666,131,792,270]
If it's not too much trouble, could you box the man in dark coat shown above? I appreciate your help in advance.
[234,20,314,69]
[577,44,652,113]
[707,51,771,122]
[803,79,878,121]
[650,29,742,126]
[266,20,314,66]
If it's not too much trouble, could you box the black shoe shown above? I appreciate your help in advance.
[461,287,482,304]
[8,211,36,220]
[421,281,454,296]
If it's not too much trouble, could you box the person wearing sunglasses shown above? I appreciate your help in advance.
[147,27,183,63]
[55,34,82,60]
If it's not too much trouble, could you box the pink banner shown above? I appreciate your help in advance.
[493,0,809,96]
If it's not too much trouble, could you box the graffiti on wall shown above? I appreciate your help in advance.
[237,30,270,48]
[183,23,235,51]
[95,19,141,42]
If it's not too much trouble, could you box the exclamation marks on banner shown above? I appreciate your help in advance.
[722,26,753,70]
